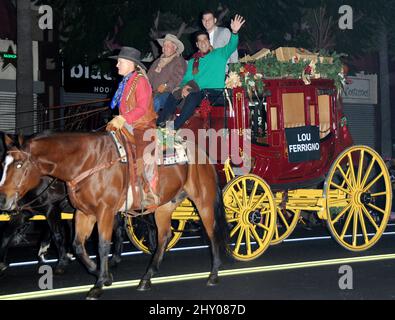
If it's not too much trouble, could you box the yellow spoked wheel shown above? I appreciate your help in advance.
[223,174,277,261]
[271,209,301,245]
[125,215,186,254]
[125,200,195,254]
[324,146,392,251]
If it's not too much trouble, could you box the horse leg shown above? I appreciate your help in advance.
[137,201,179,291]
[0,213,30,274]
[193,197,222,286]
[72,210,97,275]
[37,227,51,263]
[65,219,74,259]
[109,213,123,268]
[186,176,226,287]
[46,207,71,275]
[86,209,115,300]
[146,214,157,253]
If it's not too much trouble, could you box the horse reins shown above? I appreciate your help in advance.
[16,177,64,212]
[6,149,42,211]
[6,151,64,213]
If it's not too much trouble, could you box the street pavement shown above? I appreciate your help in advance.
[1,222,395,302]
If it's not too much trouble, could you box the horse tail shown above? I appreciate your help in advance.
[213,184,230,255]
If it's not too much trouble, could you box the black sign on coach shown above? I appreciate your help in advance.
[285,126,321,163]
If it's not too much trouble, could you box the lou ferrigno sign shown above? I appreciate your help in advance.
[285,126,321,163]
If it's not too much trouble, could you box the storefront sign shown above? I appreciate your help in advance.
[341,72,377,105]
[63,63,116,94]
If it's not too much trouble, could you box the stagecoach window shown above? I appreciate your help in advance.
[282,93,306,129]
[249,100,268,146]
[318,95,331,139]
[310,105,316,126]
[270,107,278,131]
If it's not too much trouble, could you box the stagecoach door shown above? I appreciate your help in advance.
[277,86,336,182]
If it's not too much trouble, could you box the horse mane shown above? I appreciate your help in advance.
[23,130,107,148]
[31,130,105,139]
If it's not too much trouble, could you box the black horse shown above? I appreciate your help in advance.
[0,176,74,275]
[0,133,125,275]
[0,132,74,274]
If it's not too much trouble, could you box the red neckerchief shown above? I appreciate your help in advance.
[192,50,210,75]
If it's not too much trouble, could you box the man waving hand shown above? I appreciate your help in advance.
[157,14,246,130]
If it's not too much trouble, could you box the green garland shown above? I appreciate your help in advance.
[229,51,347,94]
[315,51,347,90]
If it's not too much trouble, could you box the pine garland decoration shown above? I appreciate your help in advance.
[228,50,347,94]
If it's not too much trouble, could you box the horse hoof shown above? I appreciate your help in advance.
[0,263,7,277]
[0,263,8,272]
[86,287,103,300]
[103,273,113,287]
[206,275,219,287]
[136,279,152,291]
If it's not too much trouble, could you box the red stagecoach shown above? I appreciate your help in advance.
[127,77,392,261]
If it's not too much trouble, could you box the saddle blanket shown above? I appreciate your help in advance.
[110,130,189,166]
[157,141,189,166]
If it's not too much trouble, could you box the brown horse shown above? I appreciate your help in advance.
[0,132,228,299]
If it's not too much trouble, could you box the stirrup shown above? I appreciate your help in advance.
[141,202,159,212]
[141,198,159,212]
[139,183,160,211]
[142,191,160,205]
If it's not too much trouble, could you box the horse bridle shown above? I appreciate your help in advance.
[6,149,42,210]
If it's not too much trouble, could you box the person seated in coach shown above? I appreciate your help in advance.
[156,14,245,131]
[147,34,187,113]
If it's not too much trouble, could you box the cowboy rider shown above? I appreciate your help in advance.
[106,47,158,208]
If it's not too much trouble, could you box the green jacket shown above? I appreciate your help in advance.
[180,33,238,89]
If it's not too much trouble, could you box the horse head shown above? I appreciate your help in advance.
[0,135,42,210]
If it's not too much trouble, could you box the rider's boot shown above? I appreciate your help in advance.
[136,158,159,210]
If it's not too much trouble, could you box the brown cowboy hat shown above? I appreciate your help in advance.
[109,46,146,70]
[157,34,184,55]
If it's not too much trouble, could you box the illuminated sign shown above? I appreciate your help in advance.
[0,45,17,70]
[2,53,16,59]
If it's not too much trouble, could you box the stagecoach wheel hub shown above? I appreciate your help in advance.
[361,193,373,205]
[248,210,262,225]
